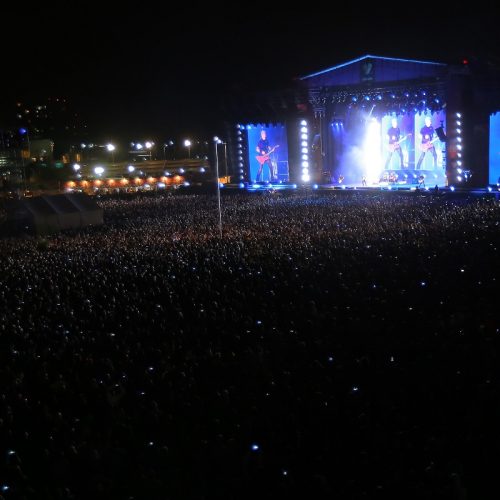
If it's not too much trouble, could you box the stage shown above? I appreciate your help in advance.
[223,181,498,197]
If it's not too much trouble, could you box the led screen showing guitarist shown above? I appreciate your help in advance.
[255,129,279,182]
[384,118,406,169]
[416,116,438,169]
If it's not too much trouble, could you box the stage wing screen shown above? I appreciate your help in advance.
[246,124,289,183]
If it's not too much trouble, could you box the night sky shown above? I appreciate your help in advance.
[1,6,499,141]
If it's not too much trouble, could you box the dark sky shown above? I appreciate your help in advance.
[2,5,499,141]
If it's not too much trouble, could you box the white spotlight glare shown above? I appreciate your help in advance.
[94,166,104,175]
[363,119,382,184]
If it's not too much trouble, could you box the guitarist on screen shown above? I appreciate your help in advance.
[384,118,405,169]
[255,129,278,182]
[416,116,438,170]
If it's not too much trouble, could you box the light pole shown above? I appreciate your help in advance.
[223,141,228,179]
[184,139,192,159]
[19,128,30,193]
[163,143,168,167]
[106,143,116,165]
[145,141,153,160]
[214,137,223,238]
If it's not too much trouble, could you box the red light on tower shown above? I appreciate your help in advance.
[462,59,468,65]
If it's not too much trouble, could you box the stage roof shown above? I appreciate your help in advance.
[300,55,448,88]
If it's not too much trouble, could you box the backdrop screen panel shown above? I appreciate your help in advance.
[489,112,500,184]
[413,111,447,171]
[381,114,414,169]
[246,124,289,182]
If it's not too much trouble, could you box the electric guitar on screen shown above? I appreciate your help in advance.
[256,145,280,165]
[388,134,411,152]
[420,137,439,152]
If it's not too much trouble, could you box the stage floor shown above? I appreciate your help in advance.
[225,181,498,196]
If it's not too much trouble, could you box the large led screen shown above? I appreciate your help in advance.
[246,124,289,183]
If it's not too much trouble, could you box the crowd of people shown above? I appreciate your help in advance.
[0,190,499,499]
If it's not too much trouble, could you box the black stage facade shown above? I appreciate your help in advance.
[223,55,500,190]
